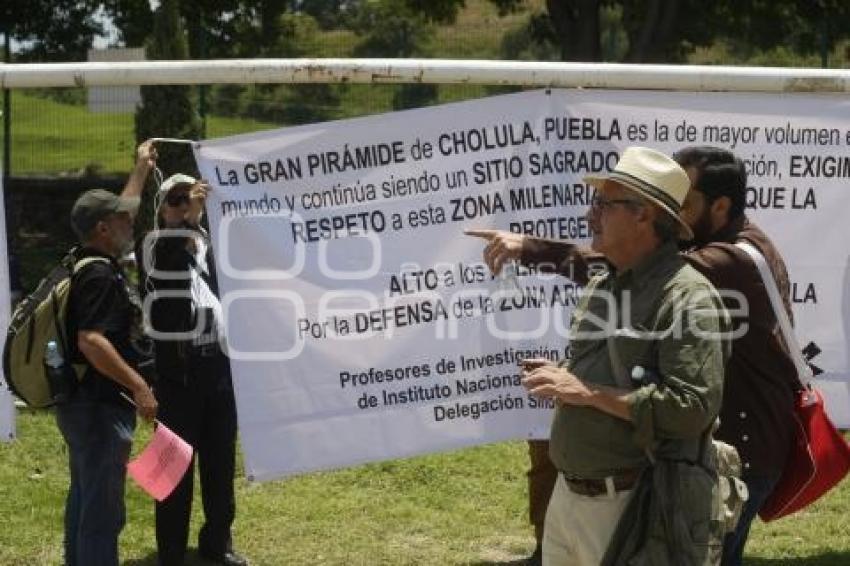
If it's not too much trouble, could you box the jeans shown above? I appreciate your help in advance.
[721,473,781,566]
[56,390,136,566]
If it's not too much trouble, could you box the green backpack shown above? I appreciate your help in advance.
[2,249,108,408]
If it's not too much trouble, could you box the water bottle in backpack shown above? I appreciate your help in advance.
[44,340,74,404]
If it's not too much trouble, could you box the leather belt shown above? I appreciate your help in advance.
[562,469,641,497]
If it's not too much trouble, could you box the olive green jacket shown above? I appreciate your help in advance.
[549,242,729,477]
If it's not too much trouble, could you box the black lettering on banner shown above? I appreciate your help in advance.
[290,210,386,243]
[216,166,239,186]
[498,286,549,313]
[220,193,283,217]
[527,151,619,175]
[381,171,441,199]
[449,193,506,222]
[339,363,432,389]
[433,394,525,422]
[301,181,377,211]
[472,157,523,184]
[244,157,303,183]
[764,124,840,146]
[742,155,779,178]
[789,155,850,178]
[306,141,406,176]
[407,205,446,228]
[509,216,592,240]
[509,184,594,211]
[701,125,760,149]
[542,117,622,141]
[437,121,536,156]
[745,186,817,210]
[792,282,817,304]
[383,384,452,406]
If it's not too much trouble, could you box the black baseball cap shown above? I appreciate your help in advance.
[70,189,140,239]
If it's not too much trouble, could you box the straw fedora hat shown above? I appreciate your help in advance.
[584,146,693,240]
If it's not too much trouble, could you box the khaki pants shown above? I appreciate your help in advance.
[527,440,558,544]
[543,475,633,566]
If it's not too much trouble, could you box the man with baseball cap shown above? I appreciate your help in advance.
[467,147,728,565]
[58,140,159,566]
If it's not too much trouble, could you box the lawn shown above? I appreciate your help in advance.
[1,409,850,565]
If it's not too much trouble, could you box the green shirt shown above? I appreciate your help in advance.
[549,241,728,478]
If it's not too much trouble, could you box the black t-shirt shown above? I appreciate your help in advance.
[67,247,137,404]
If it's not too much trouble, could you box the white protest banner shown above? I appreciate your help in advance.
[0,162,14,442]
[193,89,850,481]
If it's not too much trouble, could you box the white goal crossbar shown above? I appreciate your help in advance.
[1,58,849,92]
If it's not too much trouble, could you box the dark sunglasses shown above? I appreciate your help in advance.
[165,190,191,207]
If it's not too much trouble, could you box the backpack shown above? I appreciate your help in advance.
[2,248,108,408]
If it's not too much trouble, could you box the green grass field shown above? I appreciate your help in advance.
[1,409,850,565]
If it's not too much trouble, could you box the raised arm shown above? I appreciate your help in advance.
[121,139,157,200]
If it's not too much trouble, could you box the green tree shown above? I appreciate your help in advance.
[134,0,202,230]
[237,12,342,124]
[491,0,850,64]
[3,0,102,61]
[101,0,154,47]
[349,0,464,110]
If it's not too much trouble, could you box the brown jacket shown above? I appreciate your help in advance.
[520,215,798,476]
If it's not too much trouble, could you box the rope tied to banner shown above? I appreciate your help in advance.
[148,137,199,213]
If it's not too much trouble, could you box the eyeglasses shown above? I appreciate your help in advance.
[589,195,643,212]
[165,191,191,207]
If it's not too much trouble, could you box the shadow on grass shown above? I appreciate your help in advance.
[467,559,529,566]
[123,548,213,565]
[746,552,850,566]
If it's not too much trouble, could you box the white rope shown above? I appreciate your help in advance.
[148,137,198,212]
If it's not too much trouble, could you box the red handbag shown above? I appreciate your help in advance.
[758,386,850,521]
[736,243,850,522]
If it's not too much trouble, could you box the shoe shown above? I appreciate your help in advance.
[525,541,542,566]
[199,549,249,566]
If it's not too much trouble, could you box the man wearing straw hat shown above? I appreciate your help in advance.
[468,146,728,565]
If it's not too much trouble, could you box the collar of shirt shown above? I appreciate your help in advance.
[612,240,680,293]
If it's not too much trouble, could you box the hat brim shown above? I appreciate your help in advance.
[584,173,694,241]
